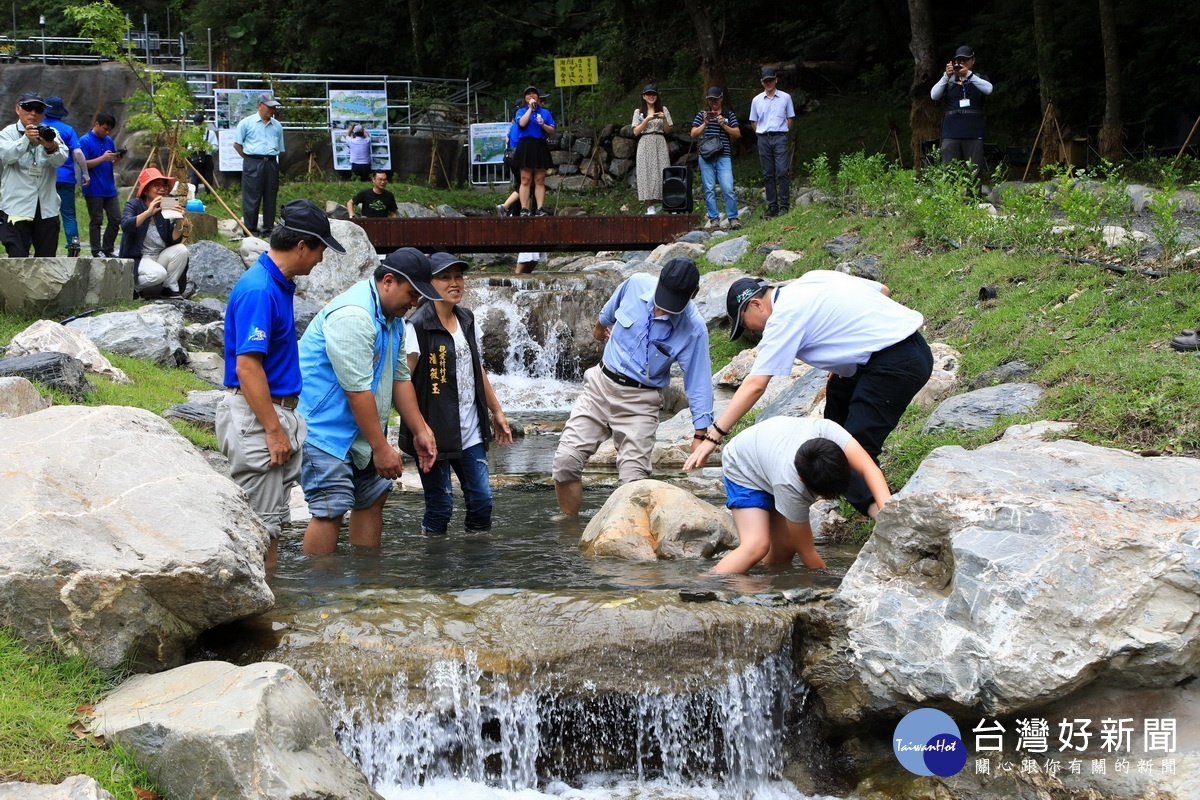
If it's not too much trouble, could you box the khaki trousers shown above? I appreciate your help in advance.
[552,365,662,484]
[215,392,306,537]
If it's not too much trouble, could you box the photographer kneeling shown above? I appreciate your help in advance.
[0,91,68,257]
[118,167,189,298]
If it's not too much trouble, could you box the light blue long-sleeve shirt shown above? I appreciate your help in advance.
[599,272,714,430]
[0,122,68,218]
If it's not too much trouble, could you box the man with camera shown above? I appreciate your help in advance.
[0,91,68,257]
[930,45,994,181]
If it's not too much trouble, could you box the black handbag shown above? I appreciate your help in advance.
[699,134,723,161]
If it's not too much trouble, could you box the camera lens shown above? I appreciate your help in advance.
[38,125,56,141]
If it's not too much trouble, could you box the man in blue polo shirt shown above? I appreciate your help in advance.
[42,96,89,256]
[216,199,345,540]
[233,92,285,237]
[298,248,440,555]
[79,112,122,258]
[552,258,715,516]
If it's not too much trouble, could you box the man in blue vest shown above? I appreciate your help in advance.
[930,45,994,183]
[298,247,441,554]
[217,199,345,541]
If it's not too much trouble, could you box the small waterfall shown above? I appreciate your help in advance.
[320,650,812,799]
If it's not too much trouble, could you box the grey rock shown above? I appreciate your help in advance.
[573,137,593,157]
[706,235,751,266]
[821,234,860,258]
[556,163,580,176]
[922,382,1043,433]
[93,661,381,800]
[1171,189,1200,213]
[694,268,750,328]
[551,149,578,166]
[677,231,711,244]
[912,342,962,406]
[755,244,781,256]
[0,406,273,671]
[294,220,379,306]
[755,366,829,421]
[581,480,737,561]
[969,360,1035,390]
[647,241,704,267]
[1000,419,1076,441]
[611,135,636,160]
[162,401,217,430]
[187,240,246,299]
[623,250,652,264]
[435,204,464,217]
[608,158,633,179]
[0,352,95,400]
[153,297,222,324]
[185,351,224,386]
[196,297,226,315]
[293,297,322,339]
[395,202,438,218]
[762,249,803,274]
[0,376,49,418]
[67,304,188,367]
[833,254,882,282]
[238,236,268,267]
[187,389,230,408]
[182,320,225,355]
[0,257,132,316]
[5,320,129,383]
[1127,184,1154,213]
[0,775,114,799]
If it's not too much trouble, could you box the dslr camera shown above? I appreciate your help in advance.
[116,148,128,157]
[36,124,57,142]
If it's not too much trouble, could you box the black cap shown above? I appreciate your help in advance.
[726,277,768,340]
[192,111,207,125]
[705,86,724,100]
[760,67,779,82]
[279,199,346,254]
[655,258,700,315]
[381,247,442,301]
[257,92,281,108]
[642,83,659,95]
[954,45,976,59]
[44,96,68,119]
[429,251,470,275]
[522,85,541,98]
[17,91,46,109]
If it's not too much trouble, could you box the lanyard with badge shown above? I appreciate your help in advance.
[28,141,44,178]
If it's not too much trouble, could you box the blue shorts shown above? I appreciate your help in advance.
[301,442,393,520]
[723,476,776,512]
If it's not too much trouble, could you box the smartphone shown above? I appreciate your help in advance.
[160,196,179,210]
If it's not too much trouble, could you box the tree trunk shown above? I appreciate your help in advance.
[683,0,726,91]
[1032,0,1061,164]
[409,0,427,76]
[1098,0,1123,161]
[907,0,940,169]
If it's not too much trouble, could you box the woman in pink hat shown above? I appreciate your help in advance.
[118,167,189,297]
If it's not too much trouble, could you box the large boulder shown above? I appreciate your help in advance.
[5,319,130,383]
[0,775,114,799]
[706,235,751,266]
[911,342,961,406]
[294,220,379,306]
[922,382,1043,433]
[0,351,95,400]
[0,405,274,671]
[580,479,737,560]
[0,257,132,315]
[188,239,247,298]
[0,376,49,418]
[92,661,381,800]
[646,241,703,267]
[800,438,1200,727]
[66,304,188,367]
[694,268,751,328]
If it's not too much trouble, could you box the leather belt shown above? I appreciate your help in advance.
[232,388,299,409]
[758,131,788,136]
[241,153,277,160]
[601,364,655,391]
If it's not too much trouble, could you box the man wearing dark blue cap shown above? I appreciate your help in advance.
[298,247,442,554]
[0,91,68,256]
[218,199,346,542]
[552,258,715,515]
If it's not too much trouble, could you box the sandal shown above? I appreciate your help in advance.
[1170,329,1200,351]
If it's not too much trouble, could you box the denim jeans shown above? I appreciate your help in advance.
[56,183,79,241]
[418,442,493,533]
[697,155,738,220]
[757,132,790,211]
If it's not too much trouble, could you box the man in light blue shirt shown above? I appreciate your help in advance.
[234,92,285,236]
[0,91,68,257]
[748,68,796,219]
[552,258,715,515]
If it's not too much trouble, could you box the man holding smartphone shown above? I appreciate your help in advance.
[930,45,993,182]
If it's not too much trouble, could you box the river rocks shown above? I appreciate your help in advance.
[0,257,132,315]
[694,268,750,327]
[911,342,960,406]
[0,376,49,418]
[5,319,130,383]
[92,661,381,800]
[0,351,95,400]
[0,405,274,671]
[581,479,737,560]
[834,254,882,282]
[821,234,860,258]
[969,359,1034,389]
[647,240,703,267]
[66,304,188,367]
[761,248,803,274]
[238,236,268,266]
[756,365,829,421]
[188,239,247,298]
[922,382,1043,433]
[800,438,1200,727]
[707,235,750,266]
[186,351,224,385]
[182,319,225,354]
[295,220,379,306]
[0,775,114,799]
[163,401,218,430]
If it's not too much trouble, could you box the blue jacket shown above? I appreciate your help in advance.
[298,279,403,460]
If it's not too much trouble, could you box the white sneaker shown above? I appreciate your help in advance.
[704,218,718,229]
[646,205,657,215]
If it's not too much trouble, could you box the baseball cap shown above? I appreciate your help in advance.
[257,92,281,108]
[655,258,700,315]
[522,85,541,98]
[17,91,46,110]
[726,277,768,340]
[429,251,470,275]
[954,46,976,59]
[642,83,659,95]
[381,247,442,301]
[760,67,779,82]
[279,199,346,254]
[705,86,724,100]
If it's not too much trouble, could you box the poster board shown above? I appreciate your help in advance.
[554,56,598,87]
[470,122,511,165]
[328,89,392,171]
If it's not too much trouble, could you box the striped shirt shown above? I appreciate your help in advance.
[691,108,740,159]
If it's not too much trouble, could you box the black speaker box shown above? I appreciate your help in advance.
[661,166,692,213]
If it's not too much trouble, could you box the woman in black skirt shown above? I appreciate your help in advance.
[511,85,556,216]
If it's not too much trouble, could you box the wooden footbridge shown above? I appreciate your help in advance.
[352,214,700,253]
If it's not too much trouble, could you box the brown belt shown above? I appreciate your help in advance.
[232,388,299,410]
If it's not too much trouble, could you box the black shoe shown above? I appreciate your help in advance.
[762,208,777,219]
[535,207,551,217]
[67,238,81,257]
[519,208,531,217]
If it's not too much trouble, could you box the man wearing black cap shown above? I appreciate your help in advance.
[297,247,441,554]
[748,68,795,219]
[552,259,715,516]
[217,199,346,541]
[233,92,284,236]
[684,271,933,522]
[930,46,993,181]
[0,92,68,257]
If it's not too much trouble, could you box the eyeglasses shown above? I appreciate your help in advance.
[19,103,45,112]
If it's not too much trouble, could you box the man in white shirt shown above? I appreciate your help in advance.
[748,68,795,219]
[684,271,933,518]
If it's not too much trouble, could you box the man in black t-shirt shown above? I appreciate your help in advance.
[346,171,398,218]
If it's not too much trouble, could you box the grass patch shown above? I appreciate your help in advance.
[0,629,155,797]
